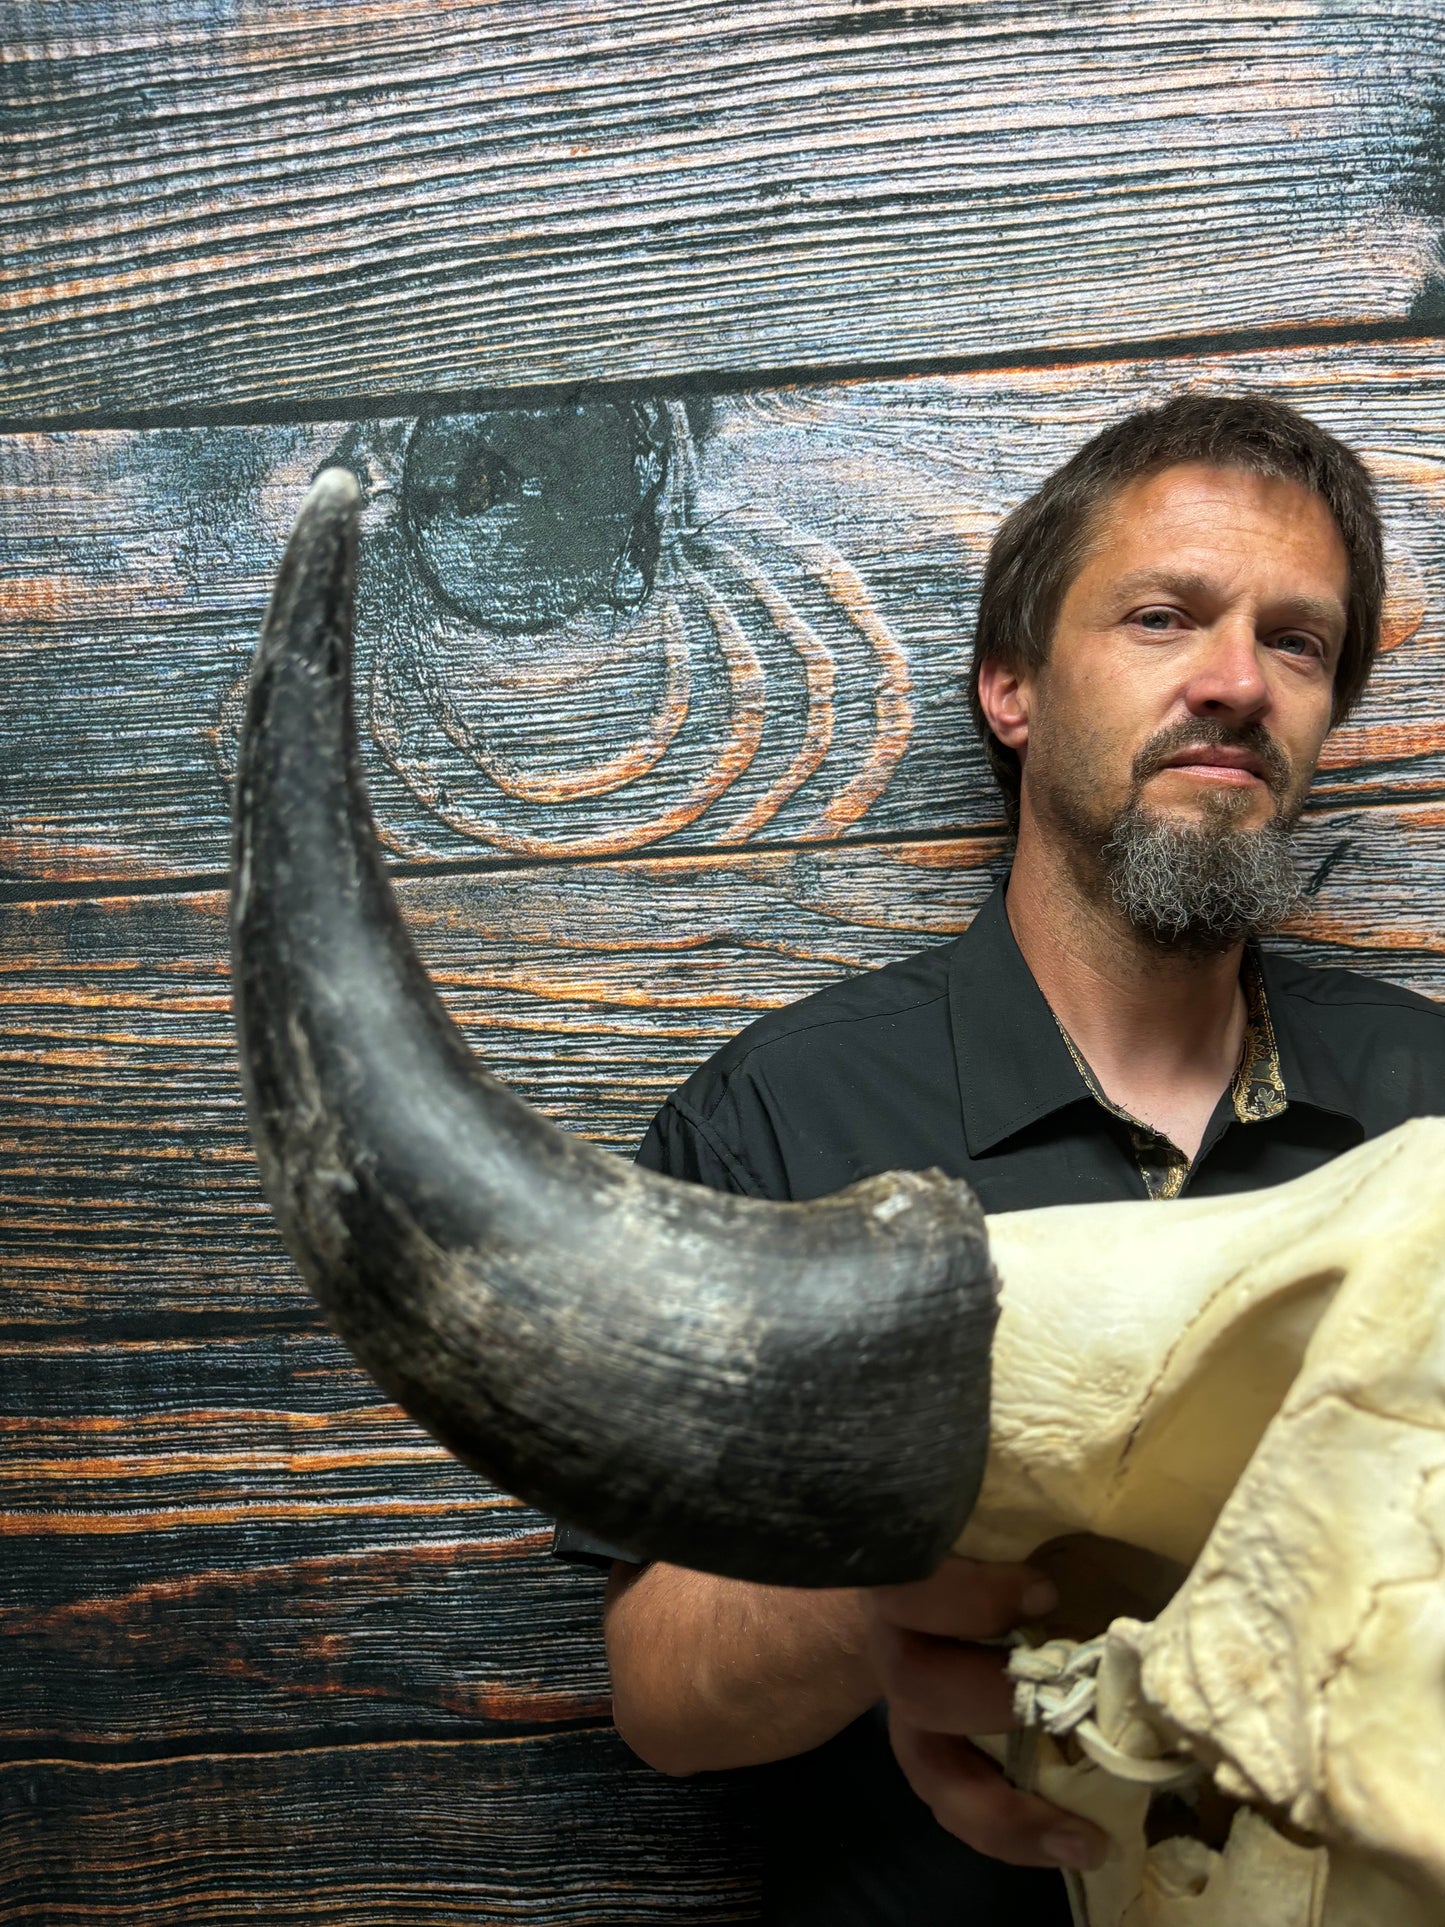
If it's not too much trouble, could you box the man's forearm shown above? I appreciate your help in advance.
[604,1560,878,1776]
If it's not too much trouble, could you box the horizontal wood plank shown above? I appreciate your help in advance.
[3,818,1442,1336]
[0,1733,757,1922]
[15,13,1444,1913]
[4,1,1443,418]
[5,338,1445,886]
[0,1329,614,1746]
[0,1414,613,1745]
[0,839,1008,1333]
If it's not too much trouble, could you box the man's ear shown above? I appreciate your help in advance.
[975,656,1032,755]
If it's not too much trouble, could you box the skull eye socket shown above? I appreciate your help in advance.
[401,405,671,634]
[1026,1533,1189,1642]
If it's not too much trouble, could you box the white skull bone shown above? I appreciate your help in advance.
[956,1117,1445,1926]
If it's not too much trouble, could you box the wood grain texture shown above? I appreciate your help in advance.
[0,1733,757,1923]
[0,841,1005,1334]
[4,1,1443,419]
[0,1313,614,1747]
[0,1412,612,1746]
[6,337,1445,887]
[10,8,1442,1915]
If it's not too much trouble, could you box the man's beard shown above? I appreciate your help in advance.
[1043,718,1306,957]
[1102,795,1301,955]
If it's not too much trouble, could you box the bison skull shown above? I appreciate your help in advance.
[966,1120,1445,1925]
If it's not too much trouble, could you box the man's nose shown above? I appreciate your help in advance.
[1182,616,1269,720]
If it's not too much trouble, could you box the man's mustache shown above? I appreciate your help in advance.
[1131,719,1293,797]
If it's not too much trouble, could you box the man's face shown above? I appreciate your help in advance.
[1022,460,1349,844]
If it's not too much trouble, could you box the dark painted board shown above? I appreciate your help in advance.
[4,1,1444,418]
[5,338,1445,886]
[0,1732,757,1923]
[1,814,1442,1760]
[0,1322,612,1744]
[0,836,991,1778]
[0,1399,612,1745]
[0,838,1005,1338]
[2,821,1441,1915]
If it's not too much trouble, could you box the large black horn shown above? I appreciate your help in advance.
[230,468,996,1586]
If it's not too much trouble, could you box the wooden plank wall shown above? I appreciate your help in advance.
[3,3,1444,1919]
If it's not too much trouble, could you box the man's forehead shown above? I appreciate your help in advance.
[1087,461,1343,542]
[1073,464,1350,603]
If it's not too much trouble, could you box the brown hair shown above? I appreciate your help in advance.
[966,392,1385,829]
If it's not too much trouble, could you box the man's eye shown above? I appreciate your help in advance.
[1134,607,1181,631]
[1271,632,1324,659]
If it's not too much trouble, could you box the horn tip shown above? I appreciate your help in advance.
[305,465,362,514]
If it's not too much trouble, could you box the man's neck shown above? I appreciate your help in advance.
[1004,816,1248,1162]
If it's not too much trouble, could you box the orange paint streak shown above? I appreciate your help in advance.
[1363,801,1445,830]
[0,1407,424,1435]
[0,1498,502,1534]
[1286,909,1445,957]
[706,536,836,841]
[4,1533,549,1632]
[1316,720,1445,770]
[894,836,1009,869]
[2,1445,449,1480]
[773,532,913,833]
[0,990,230,1012]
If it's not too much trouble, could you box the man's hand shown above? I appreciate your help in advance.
[867,1558,1109,1873]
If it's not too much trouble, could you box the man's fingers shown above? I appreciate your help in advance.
[867,1554,1105,1870]
[870,1556,1058,1641]
[867,1556,1060,1737]
[888,1721,1110,1872]
[872,1628,1018,1733]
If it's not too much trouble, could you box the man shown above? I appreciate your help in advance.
[556,393,1445,1922]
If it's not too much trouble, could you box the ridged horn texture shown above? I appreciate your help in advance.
[230,468,998,1586]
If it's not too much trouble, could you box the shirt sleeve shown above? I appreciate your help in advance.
[549,1086,763,1569]
[551,1522,640,1568]
[635,1093,767,1193]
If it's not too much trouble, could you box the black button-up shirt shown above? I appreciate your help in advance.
[560,880,1445,1925]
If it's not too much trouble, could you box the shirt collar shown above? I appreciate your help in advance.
[947,882,1096,1157]
[947,881,1366,1161]
[1051,951,1285,1201]
[1253,946,1365,1126]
